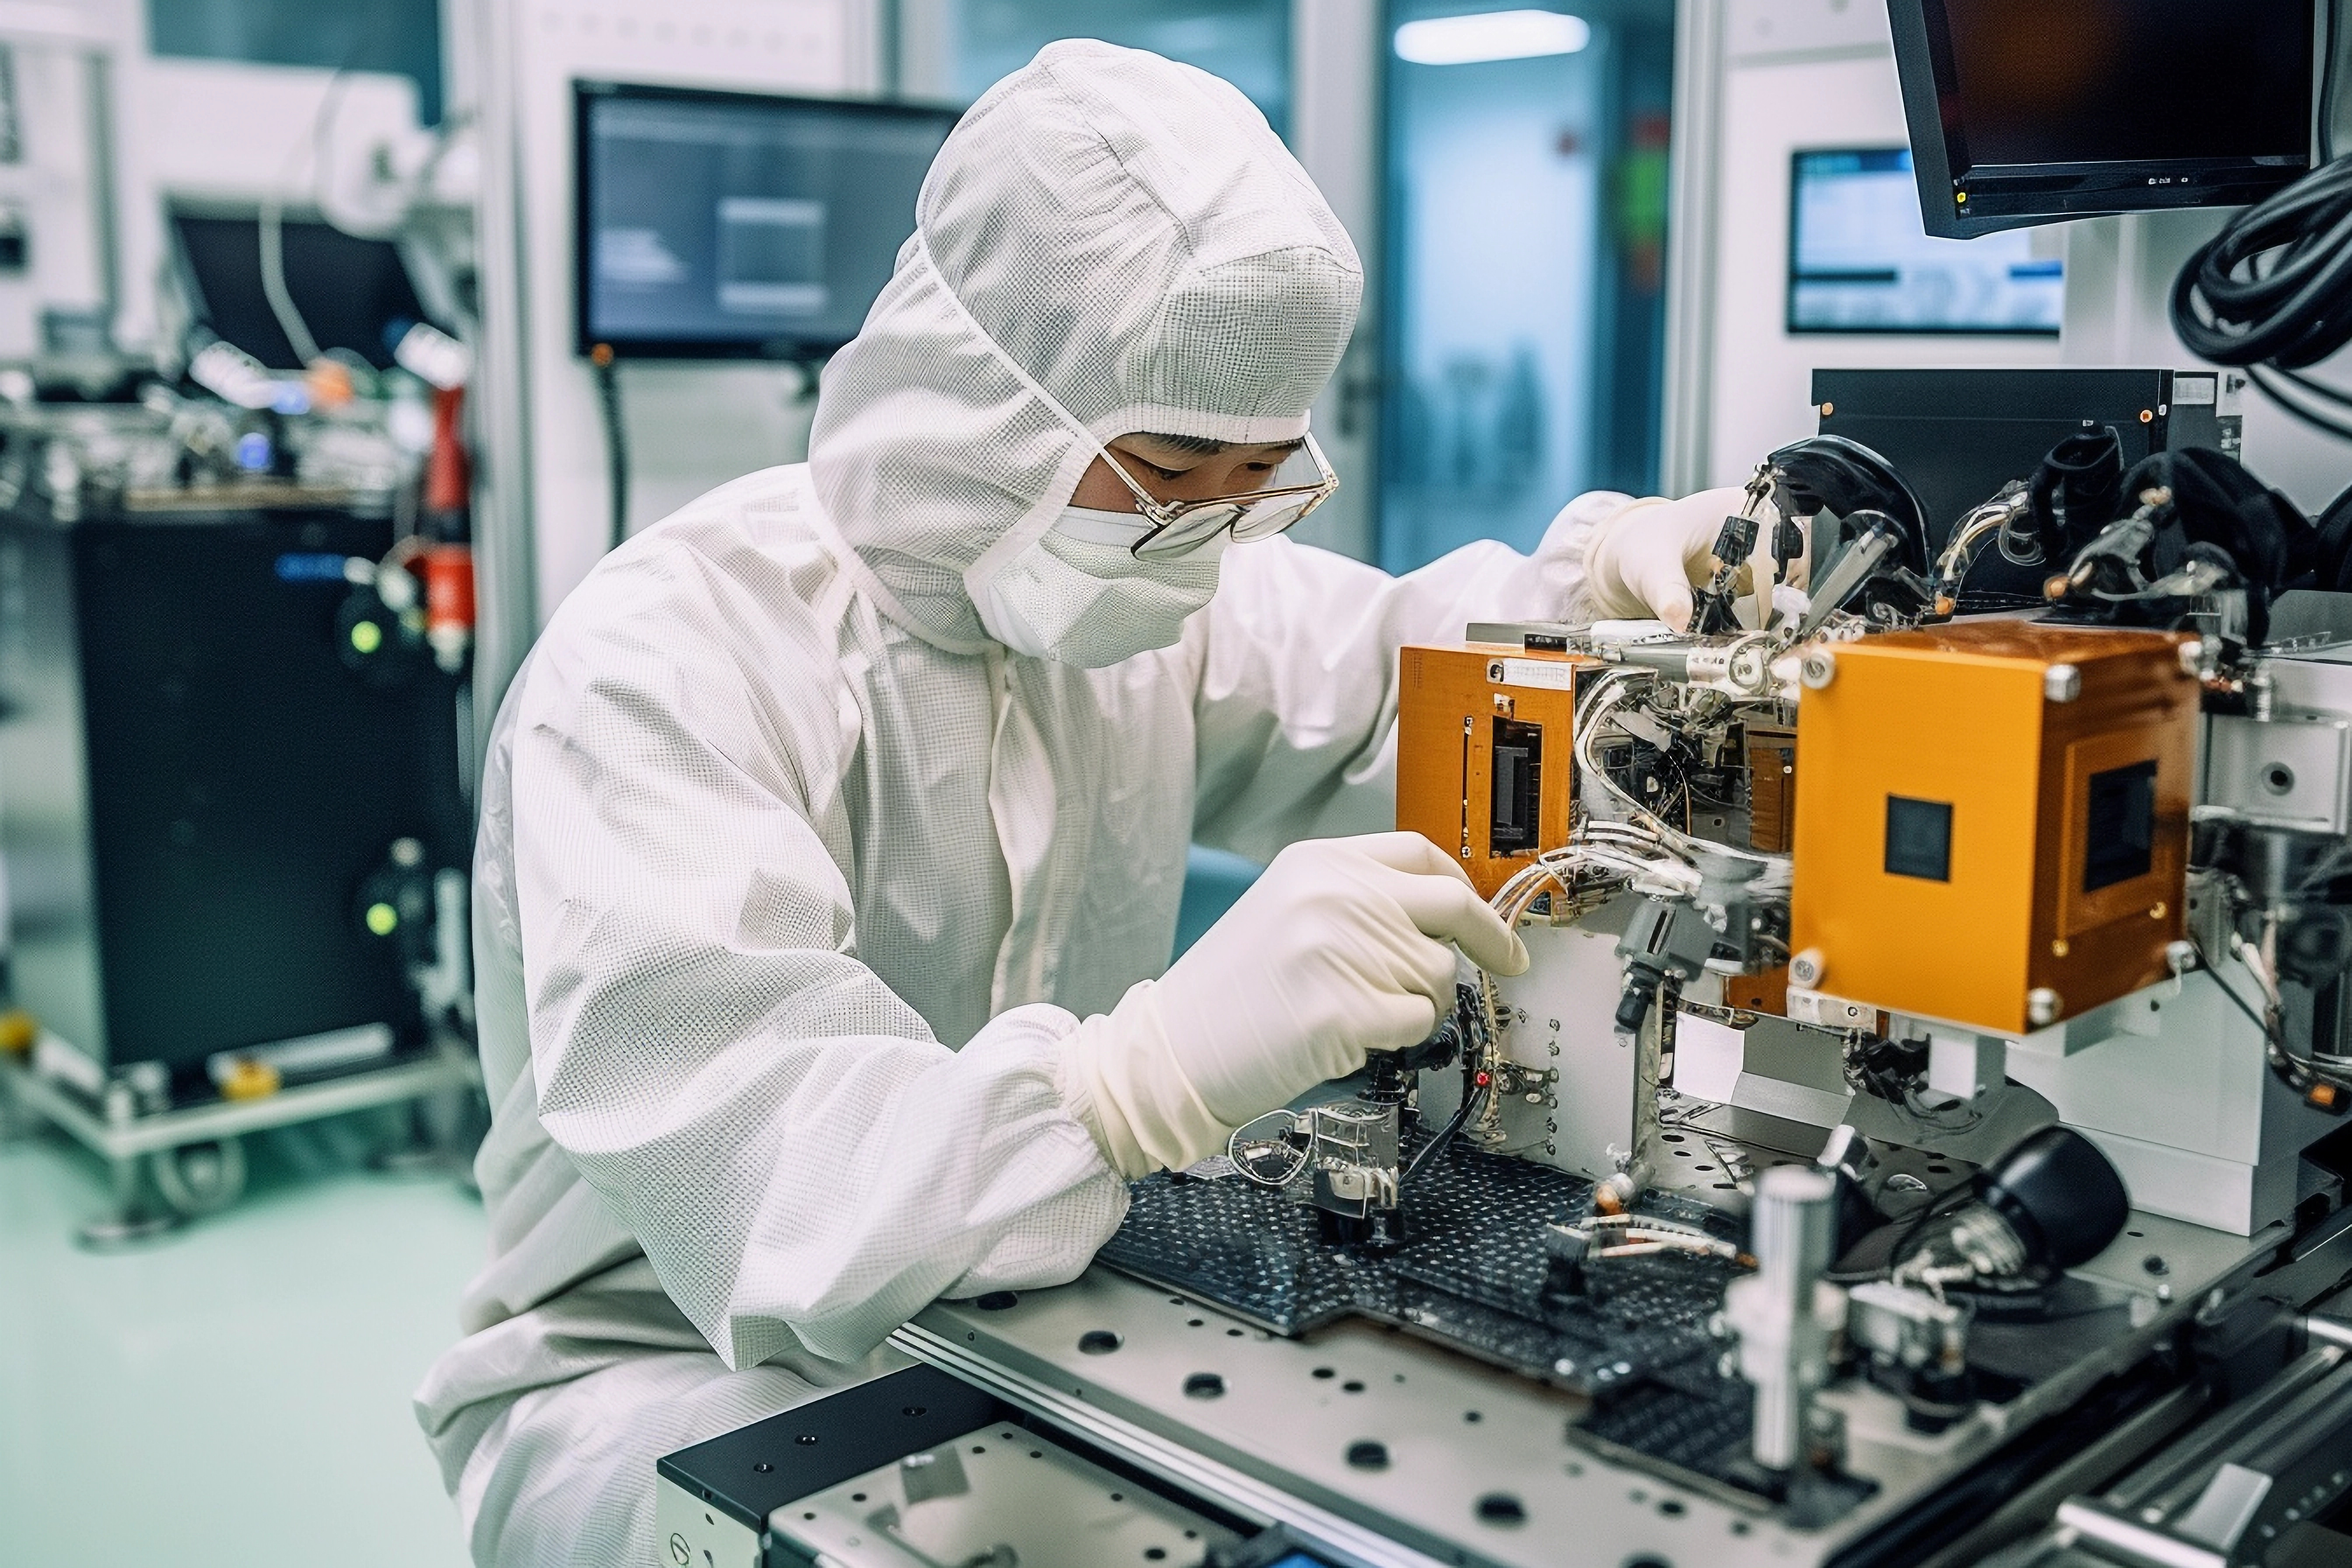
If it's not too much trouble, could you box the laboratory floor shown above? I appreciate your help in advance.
[0,1113,485,1568]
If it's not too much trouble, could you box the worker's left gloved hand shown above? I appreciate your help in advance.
[1582,488,1801,632]
[1059,833,1528,1180]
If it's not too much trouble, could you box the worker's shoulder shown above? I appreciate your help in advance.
[531,465,847,696]
[552,463,842,638]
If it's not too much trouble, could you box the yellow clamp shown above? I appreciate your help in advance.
[0,1010,35,1056]
[218,1057,283,1102]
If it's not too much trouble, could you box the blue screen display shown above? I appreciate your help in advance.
[1789,148,2063,335]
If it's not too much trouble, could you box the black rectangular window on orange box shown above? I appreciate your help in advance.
[1491,718,1543,854]
[2084,760,2157,892]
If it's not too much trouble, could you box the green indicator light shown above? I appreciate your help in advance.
[350,620,384,654]
[364,902,399,936]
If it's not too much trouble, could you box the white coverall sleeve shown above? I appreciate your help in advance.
[1190,491,1628,861]
[508,634,1125,1372]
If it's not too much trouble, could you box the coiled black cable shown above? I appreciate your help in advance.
[2172,158,2352,362]
[2171,23,2352,441]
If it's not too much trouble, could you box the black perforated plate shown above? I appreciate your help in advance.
[1097,1139,1770,1494]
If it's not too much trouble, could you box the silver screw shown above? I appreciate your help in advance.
[1790,948,1826,988]
[2177,639,2204,676]
[1800,649,1837,690]
[2044,665,2082,704]
[2027,987,2063,1027]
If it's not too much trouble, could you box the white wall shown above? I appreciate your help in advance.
[460,0,878,665]
[135,60,425,209]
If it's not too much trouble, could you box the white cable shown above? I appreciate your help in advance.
[255,73,359,369]
[1584,672,1793,878]
[256,194,322,368]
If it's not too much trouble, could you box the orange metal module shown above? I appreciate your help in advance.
[1396,643,1598,899]
[1788,621,2198,1036]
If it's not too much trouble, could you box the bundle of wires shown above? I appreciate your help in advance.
[2171,34,2352,439]
[2197,924,2352,1113]
[1580,1211,1755,1267]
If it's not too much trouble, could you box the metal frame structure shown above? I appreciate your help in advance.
[0,1038,479,1247]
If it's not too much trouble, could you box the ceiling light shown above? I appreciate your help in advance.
[1394,9,1592,66]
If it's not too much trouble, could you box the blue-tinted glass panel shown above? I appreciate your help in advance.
[947,0,1288,133]
[1379,0,1674,573]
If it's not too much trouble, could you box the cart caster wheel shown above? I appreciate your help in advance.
[74,1155,184,1251]
[76,1209,180,1250]
[148,1136,248,1218]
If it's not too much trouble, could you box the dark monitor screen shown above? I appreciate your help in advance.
[1788,148,2062,335]
[1890,0,2316,237]
[1940,0,2312,168]
[171,211,427,370]
[574,82,959,360]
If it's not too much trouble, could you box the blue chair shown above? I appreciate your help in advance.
[1170,844,1264,960]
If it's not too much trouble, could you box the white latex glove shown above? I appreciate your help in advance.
[1061,833,1530,1179]
[1583,488,1801,632]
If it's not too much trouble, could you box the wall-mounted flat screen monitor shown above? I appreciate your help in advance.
[574,81,959,360]
[1788,148,2063,335]
[1888,0,2316,238]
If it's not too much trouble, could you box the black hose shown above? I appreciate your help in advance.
[592,349,630,551]
[1403,1056,1487,1188]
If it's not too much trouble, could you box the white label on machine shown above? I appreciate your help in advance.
[1494,657,1575,690]
[2172,374,2218,406]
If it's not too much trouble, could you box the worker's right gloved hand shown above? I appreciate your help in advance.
[1583,488,1801,633]
[1060,833,1530,1179]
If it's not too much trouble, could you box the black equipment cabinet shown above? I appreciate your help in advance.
[0,494,468,1089]
[1812,367,2245,602]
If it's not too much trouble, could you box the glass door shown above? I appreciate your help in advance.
[1379,0,1675,572]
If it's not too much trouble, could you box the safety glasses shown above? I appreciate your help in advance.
[1093,431,1340,560]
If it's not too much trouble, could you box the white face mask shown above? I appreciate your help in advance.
[971,506,1227,667]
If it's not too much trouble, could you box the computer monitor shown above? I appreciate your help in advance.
[574,82,959,360]
[1788,148,2062,335]
[171,210,428,371]
[1889,0,2317,239]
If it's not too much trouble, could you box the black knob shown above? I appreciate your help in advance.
[1978,1126,2130,1271]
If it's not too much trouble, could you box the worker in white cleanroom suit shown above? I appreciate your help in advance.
[415,40,1777,1567]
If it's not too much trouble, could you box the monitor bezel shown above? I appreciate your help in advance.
[1888,0,2318,240]
[572,79,960,362]
[1784,146,2064,337]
